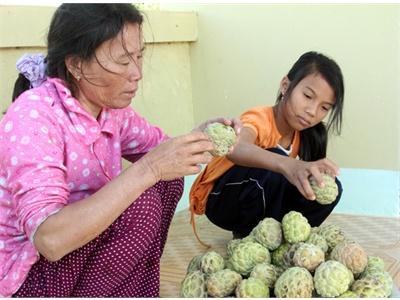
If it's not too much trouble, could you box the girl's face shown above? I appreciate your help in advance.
[283,73,335,131]
[69,23,143,118]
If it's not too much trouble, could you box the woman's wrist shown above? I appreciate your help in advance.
[131,156,160,187]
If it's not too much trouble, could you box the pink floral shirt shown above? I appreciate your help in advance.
[0,78,166,297]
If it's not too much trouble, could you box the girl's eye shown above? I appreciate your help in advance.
[322,106,329,111]
[304,93,312,99]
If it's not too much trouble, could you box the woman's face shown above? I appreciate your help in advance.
[283,73,335,131]
[72,23,143,118]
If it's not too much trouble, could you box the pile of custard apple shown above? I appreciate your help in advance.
[180,210,394,298]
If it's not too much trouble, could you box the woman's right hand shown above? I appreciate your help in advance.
[280,157,340,200]
[140,131,215,182]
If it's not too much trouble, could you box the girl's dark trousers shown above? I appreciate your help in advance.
[205,147,342,237]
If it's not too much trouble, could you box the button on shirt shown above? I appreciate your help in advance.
[0,78,166,297]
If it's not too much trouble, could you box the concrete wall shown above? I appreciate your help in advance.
[0,6,197,136]
[162,4,400,217]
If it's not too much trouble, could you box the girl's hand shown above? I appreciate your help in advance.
[193,117,242,136]
[193,117,242,154]
[140,131,215,182]
[281,158,340,200]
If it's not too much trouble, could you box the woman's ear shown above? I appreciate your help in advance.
[280,76,290,95]
[65,56,82,81]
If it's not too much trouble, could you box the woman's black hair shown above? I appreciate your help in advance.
[12,4,143,102]
[276,51,344,161]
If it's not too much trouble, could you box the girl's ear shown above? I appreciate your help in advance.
[65,56,82,81]
[280,76,290,95]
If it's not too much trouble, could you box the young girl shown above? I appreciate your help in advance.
[190,51,344,238]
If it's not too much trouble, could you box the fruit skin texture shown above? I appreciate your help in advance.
[306,232,329,253]
[309,174,338,205]
[318,224,346,250]
[293,243,325,272]
[330,241,368,274]
[251,217,283,250]
[282,211,311,243]
[351,272,393,298]
[180,270,207,298]
[206,269,242,297]
[200,251,225,275]
[186,254,203,274]
[228,241,270,276]
[274,266,314,298]
[272,242,291,267]
[204,122,237,156]
[235,277,270,298]
[250,262,278,288]
[355,269,393,298]
[338,290,359,297]
[314,260,354,297]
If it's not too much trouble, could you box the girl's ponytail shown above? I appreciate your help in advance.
[299,122,327,161]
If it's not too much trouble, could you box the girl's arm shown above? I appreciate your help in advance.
[227,127,339,200]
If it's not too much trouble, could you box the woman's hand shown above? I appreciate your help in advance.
[140,131,215,182]
[280,157,340,200]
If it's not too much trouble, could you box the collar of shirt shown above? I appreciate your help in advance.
[47,78,117,145]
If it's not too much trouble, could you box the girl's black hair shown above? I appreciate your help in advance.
[12,4,143,102]
[276,51,344,161]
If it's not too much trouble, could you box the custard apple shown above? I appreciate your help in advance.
[330,240,367,274]
[358,269,393,297]
[306,232,329,253]
[366,255,386,271]
[206,269,242,297]
[180,270,207,297]
[293,243,325,272]
[235,277,269,298]
[318,224,346,250]
[228,241,270,276]
[271,242,291,267]
[274,266,314,298]
[338,290,359,297]
[251,217,282,250]
[186,254,203,274]
[309,174,338,205]
[314,260,354,297]
[351,273,393,298]
[226,239,242,258]
[204,122,237,156]
[249,262,278,288]
[200,250,225,275]
[283,242,304,268]
[282,211,311,243]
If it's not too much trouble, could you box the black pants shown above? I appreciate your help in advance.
[205,148,343,236]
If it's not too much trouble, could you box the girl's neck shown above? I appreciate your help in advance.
[273,102,295,139]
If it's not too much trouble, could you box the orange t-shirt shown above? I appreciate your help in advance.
[189,105,300,215]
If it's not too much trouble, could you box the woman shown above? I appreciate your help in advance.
[0,4,239,297]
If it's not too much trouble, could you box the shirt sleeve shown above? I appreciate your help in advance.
[240,106,271,146]
[0,97,69,241]
[119,107,168,157]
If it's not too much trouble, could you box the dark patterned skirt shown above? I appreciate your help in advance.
[13,178,184,297]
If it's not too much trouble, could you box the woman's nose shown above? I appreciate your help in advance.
[127,60,142,82]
